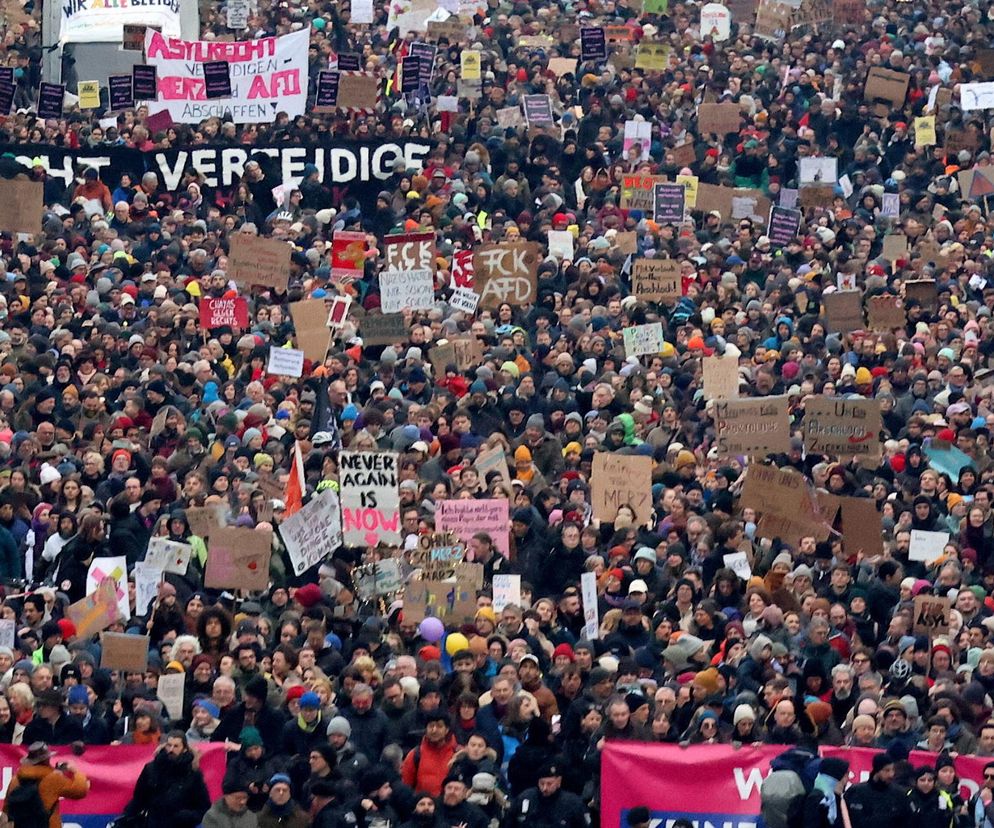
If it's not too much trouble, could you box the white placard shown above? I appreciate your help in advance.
[581,571,599,640]
[623,322,664,358]
[86,556,131,621]
[0,619,14,650]
[134,562,162,617]
[799,157,838,184]
[437,95,459,112]
[144,537,192,575]
[780,188,799,208]
[339,451,402,546]
[722,551,752,580]
[961,82,994,112]
[449,287,480,315]
[700,3,731,39]
[280,489,344,575]
[145,29,310,124]
[352,0,374,23]
[226,0,249,29]
[623,120,652,161]
[547,230,575,261]
[267,346,305,378]
[156,672,185,720]
[492,574,521,613]
[838,173,853,198]
[379,268,434,313]
[881,193,900,218]
[909,529,950,563]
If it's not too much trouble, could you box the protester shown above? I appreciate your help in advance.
[2,741,89,828]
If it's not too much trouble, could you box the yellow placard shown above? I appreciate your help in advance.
[77,80,100,109]
[914,115,936,147]
[676,174,699,208]
[635,42,668,71]
[460,50,481,80]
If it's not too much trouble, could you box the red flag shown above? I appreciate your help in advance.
[283,441,305,517]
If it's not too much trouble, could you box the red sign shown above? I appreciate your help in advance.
[199,297,248,328]
[331,230,366,280]
[452,249,475,288]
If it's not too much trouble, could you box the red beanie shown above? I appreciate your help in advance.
[553,643,575,662]
[419,645,442,662]
[285,685,305,702]
[294,583,323,608]
[516,68,527,82]
[57,619,76,640]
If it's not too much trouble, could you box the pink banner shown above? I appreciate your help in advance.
[0,743,226,828]
[601,742,993,828]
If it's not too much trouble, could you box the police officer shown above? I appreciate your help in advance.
[435,771,488,828]
[503,761,587,828]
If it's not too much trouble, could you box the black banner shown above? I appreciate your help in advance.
[0,140,431,214]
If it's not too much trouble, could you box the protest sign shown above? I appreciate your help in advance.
[722,552,752,580]
[267,347,305,378]
[411,578,478,624]
[144,537,192,575]
[960,82,994,111]
[87,557,130,621]
[401,55,422,92]
[156,673,184,720]
[122,24,153,50]
[924,440,976,479]
[798,157,838,184]
[66,578,120,641]
[0,84,13,117]
[909,529,950,563]
[833,0,862,22]
[676,174,699,208]
[881,193,900,217]
[204,527,272,591]
[384,232,436,272]
[615,231,638,255]
[226,0,249,27]
[289,298,332,364]
[132,65,158,100]
[355,558,405,599]
[100,633,149,672]
[754,0,792,39]
[0,180,41,235]
[315,71,340,108]
[620,174,667,210]
[697,102,740,134]
[496,106,524,128]
[635,42,668,70]
[133,563,160,617]
[913,595,951,636]
[581,571,599,640]
[200,297,249,329]
[77,80,100,109]
[429,342,456,379]
[547,57,577,77]
[186,506,221,539]
[62,0,178,42]
[822,291,864,333]
[700,3,732,38]
[340,451,401,546]
[548,230,575,261]
[327,296,351,328]
[449,287,480,315]
[915,115,937,147]
[905,279,938,308]
[798,183,835,209]
[360,313,408,345]
[803,398,881,457]
[623,323,664,358]
[474,445,511,489]
[653,183,686,223]
[37,83,64,119]
[731,189,771,223]
[437,499,510,557]
[473,242,540,309]
[632,259,680,302]
[331,231,367,280]
[768,205,801,248]
[703,355,740,400]
[713,397,790,457]
[202,60,232,99]
[882,234,908,262]
[581,27,608,61]
[0,620,12,651]
[838,496,882,558]
[864,67,910,107]
[279,489,343,575]
[492,575,521,613]
[228,234,290,291]
[591,454,654,524]
[145,29,310,123]
[452,336,484,371]
[867,295,906,331]
[740,465,808,519]
[379,269,434,313]
[523,95,554,125]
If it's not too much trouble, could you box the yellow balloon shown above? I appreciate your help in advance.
[445,633,470,656]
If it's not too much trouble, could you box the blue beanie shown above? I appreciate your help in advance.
[68,685,89,706]
[342,404,359,422]
[300,691,321,709]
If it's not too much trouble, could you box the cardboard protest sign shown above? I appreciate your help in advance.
[754,0,792,39]
[703,355,740,400]
[798,184,835,209]
[474,445,511,489]
[623,323,664,358]
[905,279,937,309]
[866,295,906,331]
[384,232,436,272]
[279,489,343,575]
[473,242,540,309]
[204,527,272,591]
[0,180,42,235]
[547,57,577,77]
[882,234,908,262]
[731,189,772,224]
[653,183,686,223]
[909,529,950,563]
[379,269,434,313]
[822,291,863,333]
[798,157,838,184]
[864,67,910,107]
[144,537,192,575]
[288,298,332,365]
[340,451,401,546]
[267,346,305,378]
[496,106,524,128]
[429,341,456,379]
[337,73,380,111]
[838,496,881,558]
[200,297,248,329]
[66,578,121,641]
[635,42,668,70]
[713,396,790,457]
[697,102,740,134]
[452,335,484,371]
[741,465,809,519]
[360,313,407,345]
[186,506,220,539]
[620,175,666,210]
[100,633,149,672]
[695,183,737,219]
[591,453,654,524]
[632,259,680,302]
[913,594,951,636]
[437,498,510,557]
[833,0,862,23]
[803,398,881,457]
[228,234,290,291]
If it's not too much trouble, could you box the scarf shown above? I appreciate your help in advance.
[297,712,321,733]
[812,773,838,823]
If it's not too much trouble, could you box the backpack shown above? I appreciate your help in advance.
[6,777,54,828]
[761,749,821,828]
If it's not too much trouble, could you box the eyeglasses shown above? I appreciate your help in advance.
[852,656,870,663]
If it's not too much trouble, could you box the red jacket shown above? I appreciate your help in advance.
[400,734,457,796]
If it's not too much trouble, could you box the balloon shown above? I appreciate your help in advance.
[445,632,470,656]
[419,617,444,642]
[312,17,326,28]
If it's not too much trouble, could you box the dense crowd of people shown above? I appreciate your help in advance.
[0,0,993,825]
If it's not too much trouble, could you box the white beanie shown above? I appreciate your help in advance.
[39,463,61,486]
[734,704,756,725]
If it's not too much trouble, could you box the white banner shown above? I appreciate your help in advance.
[280,490,344,575]
[145,29,310,124]
[61,0,181,43]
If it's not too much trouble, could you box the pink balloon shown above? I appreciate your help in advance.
[419,617,445,642]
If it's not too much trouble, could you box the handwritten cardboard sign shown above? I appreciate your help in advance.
[866,295,906,331]
[913,594,951,636]
[228,234,290,291]
[473,242,540,309]
[66,578,121,641]
[205,527,272,591]
[590,453,653,524]
[100,632,149,672]
[713,396,790,457]
[740,465,808,519]
[0,180,42,235]
[384,231,436,273]
[697,102,740,135]
[703,355,740,400]
[623,323,664,358]
[632,259,680,302]
[865,67,910,107]
[290,298,332,365]
[621,174,666,211]
[803,398,881,457]
[822,290,864,333]
[279,489,343,575]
